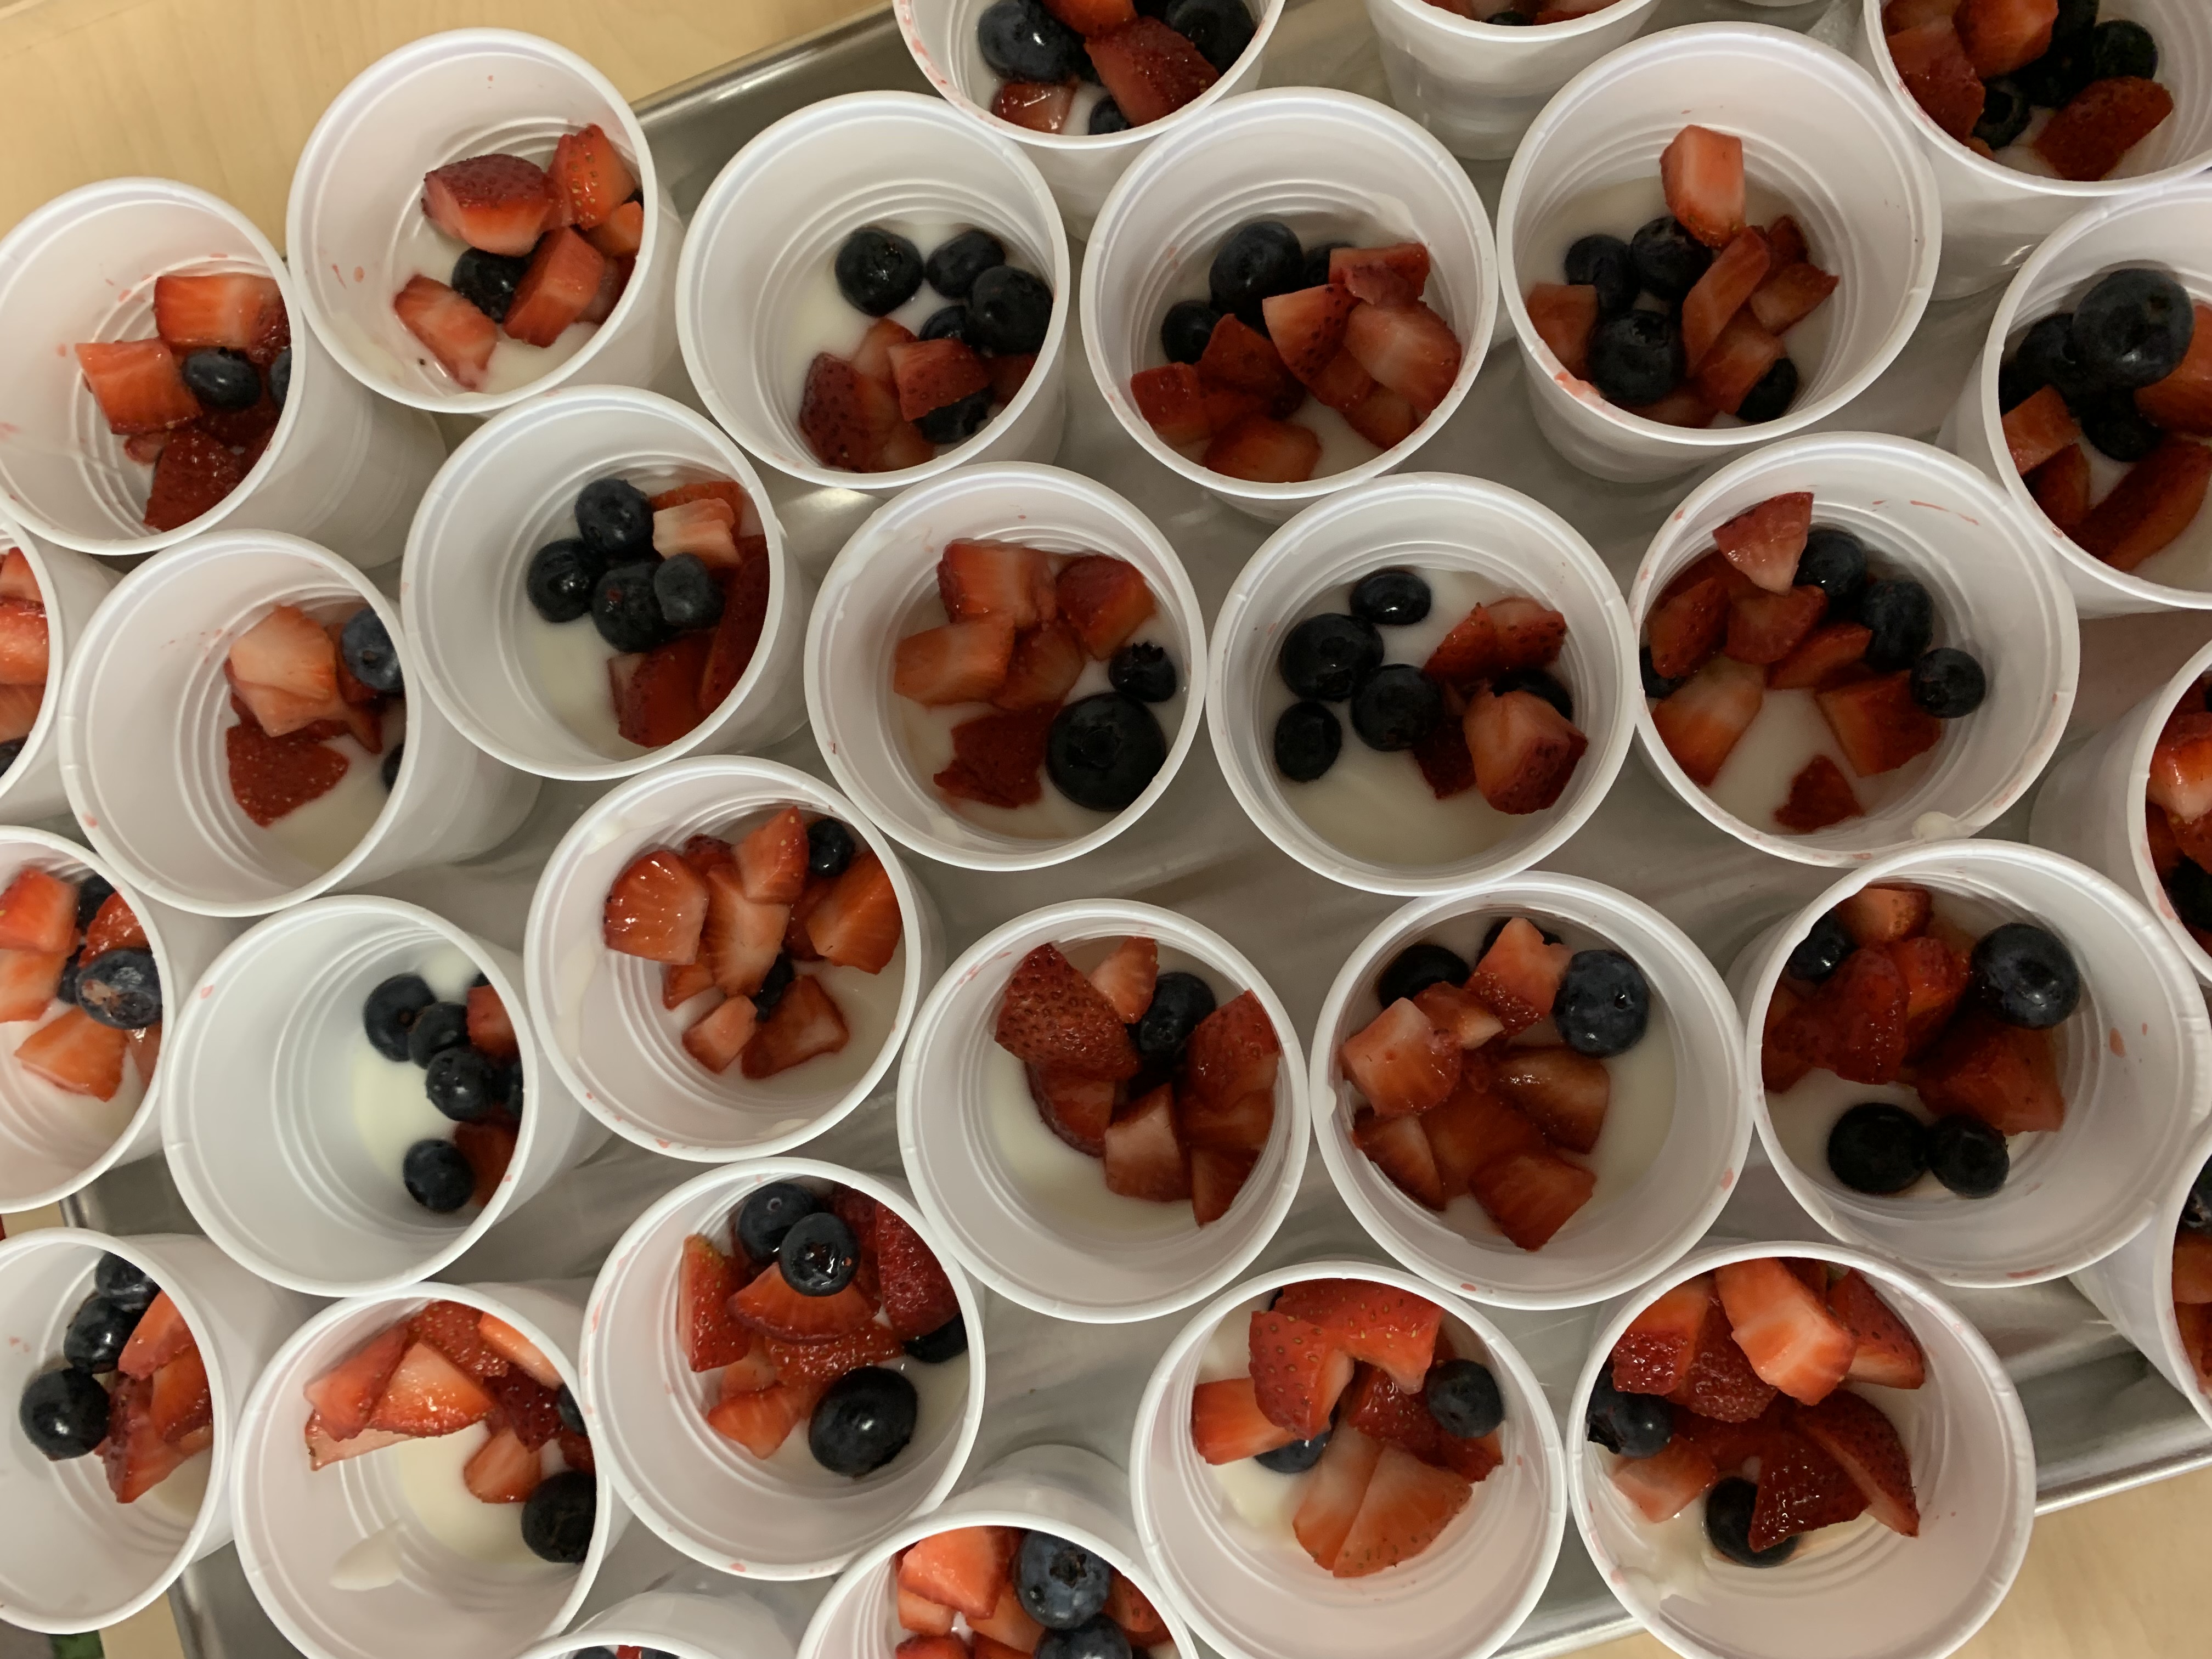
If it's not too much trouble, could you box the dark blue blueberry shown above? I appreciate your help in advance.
[2091,18,2158,80]
[73,875,115,931]
[1164,0,1255,72]
[2018,34,2094,108]
[526,538,607,625]
[1555,949,1650,1058]
[1278,612,1383,701]
[1588,309,1683,408]
[1998,354,2043,413]
[2174,859,2212,932]
[494,1058,525,1114]
[1350,568,1432,627]
[1017,1530,1114,1630]
[2181,1157,2212,1234]
[924,229,1006,300]
[1927,1112,2009,1198]
[1706,1476,1794,1566]
[182,348,259,411]
[1209,219,1305,330]
[1350,663,1441,751]
[2050,0,2097,44]
[1301,240,1349,290]
[2079,392,2165,461]
[1377,942,1468,1008]
[77,949,160,1029]
[1735,354,1799,424]
[1971,922,2081,1029]
[751,952,795,1017]
[1640,646,1684,701]
[904,1314,968,1363]
[556,1384,585,1435]
[2015,312,2100,405]
[916,387,995,445]
[1133,971,1216,1063]
[1566,233,1638,317]
[340,606,403,693]
[780,1211,859,1296]
[1256,1432,1329,1472]
[452,248,531,323]
[19,1367,109,1460]
[381,742,404,790]
[1585,1370,1628,1449]
[1910,647,1987,718]
[1109,641,1177,702]
[1826,1101,1928,1194]
[95,1252,157,1313]
[1272,700,1341,782]
[2073,268,2195,391]
[574,477,653,558]
[652,553,725,631]
[1853,578,1934,673]
[1629,217,1712,304]
[736,1182,821,1263]
[1088,97,1130,134]
[1424,1358,1503,1438]
[591,561,673,653]
[1795,527,1868,610]
[920,304,969,344]
[977,0,1086,82]
[1035,1615,1131,1659]
[63,1294,140,1373]
[967,265,1054,356]
[833,227,925,317]
[425,1046,497,1123]
[521,1469,596,1563]
[268,347,291,410]
[808,818,856,879]
[403,1138,473,1212]
[1047,693,1167,811]
[407,1000,470,1066]
[1974,78,2034,150]
[808,1366,917,1476]
[1586,1372,1669,1457]
[1786,912,1855,983]
[1161,298,1222,365]
[1494,667,1572,720]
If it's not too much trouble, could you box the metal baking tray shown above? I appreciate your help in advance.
[57,1,2212,1654]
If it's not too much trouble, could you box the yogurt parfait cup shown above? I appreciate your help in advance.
[0,511,119,824]
[2070,1115,2212,1431]
[519,1584,795,1659]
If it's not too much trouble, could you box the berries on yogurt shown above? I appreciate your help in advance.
[0,548,50,777]
[893,1523,1172,1657]
[359,970,525,1216]
[0,866,160,1106]
[2172,1157,2212,1396]
[1886,0,2172,180]
[1599,1259,1923,1565]
[2147,675,2212,946]
[977,0,1250,137]
[222,601,405,845]
[1130,230,1464,483]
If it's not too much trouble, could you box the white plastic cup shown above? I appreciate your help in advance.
[0,830,236,1211]
[897,899,1307,1324]
[582,1159,986,1580]
[799,1443,1191,1657]
[1311,874,1753,1310]
[402,386,809,782]
[1128,1259,1565,1659]
[0,1227,313,1633]
[523,757,940,1161]
[1627,431,2080,866]
[0,177,444,565]
[1570,1239,2035,1659]
[1207,472,1635,896]
[161,895,603,1298]
[232,1279,625,1659]
[2071,1114,2212,1432]
[58,530,542,919]
[2032,637,2212,983]
[1729,840,2212,1288]
[806,461,1206,872]
[676,91,1070,497]
[1497,23,1942,485]
[286,29,684,416]
[1941,179,2212,617]
[1082,87,1497,524]
[520,1585,795,1659]
[1852,0,2212,300]
[0,504,119,823]
[1364,0,1662,162]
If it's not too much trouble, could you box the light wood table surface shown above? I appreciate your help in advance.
[3,0,2209,1655]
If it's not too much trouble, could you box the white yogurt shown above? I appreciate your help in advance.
[523,603,632,755]
[349,945,482,1183]
[133,1443,212,1525]
[388,1421,554,1570]
[255,700,403,876]
[0,1000,146,1149]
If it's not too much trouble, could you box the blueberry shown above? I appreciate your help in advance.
[0,741,27,775]
[1256,1433,1329,1472]
[978,0,1086,82]
[1735,355,1799,424]
[2091,18,2158,80]
[1046,693,1167,812]
[834,227,925,317]
[1609,1385,1673,1459]
[73,874,115,931]
[1161,298,1222,365]
[780,1211,859,1296]
[808,1366,917,1476]
[752,952,795,1017]
[1278,612,1383,701]
[2073,268,2196,392]
[1640,646,1684,701]
[652,553,725,631]
[1584,1370,1628,1450]
[1565,233,1637,317]
[1017,1531,1115,1629]
[1974,78,2034,150]
[1705,1476,1795,1566]
[1786,912,1855,983]
[916,387,995,445]
[425,1046,498,1123]
[19,1367,109,1460]
[494,1058,526,1114]
[924,229,1006,300]
[402,1138,474,1212]
[95,1252,157,1313]
[451,248,531,323]
[526,538,607,625]
[64,1294,140,1373]
[340,607,403,694]
[382,743,404,789]
[1109,641,1177,702]
[77,949,159,1029]
[1164,0,1255,72]
[1377,942,1469,1008]
[1910,647,1987,718]
[521,1469,596,1564]
[1035,1615,1131,1659]
[2172,859,2212,930]
[1088,98,1131,134]
[1350,663,1441,751]
[1209,219,1305,329]
[1853,578,1934,673]
[1630,217,1713,304]
[920,304,969,344]
[2017,35,2094,108]
[904,1314,968,1363]
[1795,527,1868,611]
[56,951,81,1007]
[1301,240,1349,290]
[591,561,673,653]
[2079,392,2165,462]
[1350,568,1432,628]
[1555,950,1650,1058]
[2182,1158,2212,1234]
[268,347,291,410]
[1424,1358,1503,1438]
[1588,309,1684,408]
[808,819,857,879]
[574,477,653,558]
[1926,1112,2010,1198]
[1826,1101,1928,1194]
[2049,0,2097,44]
[1133,970,1216,1064]
[2015,312,2101,405]
[1972,922,2081,1029]
[181,348,260,411]
[735,1181,821,1263]
[1494,667,1572,720]
[1272,701,1341,782]
[1487,8,1533,21]
[556,1385,586,1435]
[1999,355,2044,413]
[407,1000,471,1066]
[968,265,1054,356]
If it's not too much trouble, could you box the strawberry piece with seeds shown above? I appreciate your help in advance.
[1694,314,1788,417]
[1488,597,1568,670]
[1954,0,2056,76]
[304,1324,413,1441]
[1749,1429,1868,1550]
[504,228,608,348]
[611,634,710,748]
[1105,1573,1170,1646]
[806,851,902,973]
[1088,16,1220,124]
[940,539,1056,628]
[0,868,77,955]
[1190,1146,1259,1224]
[117,1291,194,1381]
[409,1300,508,1379]
[734,807,809,906]
[1343,300,1462,415]
[0,949,65,1022]
[994,79,1075,132]
[1888,21,1987,139]
[1713,490,1814,594]
[1725,585,1827,667]
[224,721,349,828]
[1775,944,1909,1085]
[680,995,755,1075]
[1496,1047,1610,1153]
[2074,436,2212,573]
[1527,283,1599,377]
[2003,383,2081,475]
[1089,935,1158,1022]
[1331,243,1432,299]
[876,1204,959,1339]
[2151,710,2212,821]
[586,199,646,259]
[1465,686,1588,816]
[1468,1146,1595,1251]
[2034,76,2175,183]
[367,1340,496,1437]
[894,616,1018,708]
[799,353,876,471]
[1749,261,1841,336]
[899,1588,958,1639]
[1248,1307,1354,1437]
[393,275,498,390]
[1342,998,1462,1118]
[763,1322,904,1388]
[550,123,635,230]
[1769,620,1871,691]
[144,427,247,533]
[153,272,283,354]
[462,1424,543,1504]
[1827,1268,1926,1389]
[1413,980,1504,1051]
[1331,1442,1471,1578]
[464,984,518,1063]
[1666,1299,1780,1423]
[698,555,771,711]
[1682,229,1773,370]
[1794,1387,1919,1535]
[421,153,556,256]
[1055,554,1155,659]
[1205,412,1322,483]
[150,1346,212,1445]
[652,498,738,566]
[1262,284,1361,385]
[1131,362,1211,444]
[1354,1106,1447,1209]
[1423,604,1503,687]
[2028,442,2092,531]
[1775,754,1863,833]
[1176,988,1280,1108]
[1195,1373,1304,1463]
[729,1257,874,1342]
[1661,125,1746,249]
[1102,1082,1190,1201]
[899,1526,1020,1622]
[1646,574,1734,682]
[707,1379,824,1457]
[995,941,1141,1080]
[1716,1256,1857,1404]
[1272,1279,1443,1395]
[228,603,342,736]
[1612,1437,1720,1522]
[75,340,201,436]
[1293,1421,1383,1568]
[740,974,848,1078]
[889,338,992,421]
[1817,671,1942,777]
[1915,1008,2063,1132]
[1197,314,1303,414]
[1467,917,1574,1035]
[1612,1274,1716,1395]
[1177,1082,1274,1154]
[603,848,708,964]
[935,702,1057,809]
[102,1374,184,1502]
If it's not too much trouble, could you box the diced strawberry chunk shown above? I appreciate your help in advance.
[1464,687,1587,815]
[1828,1268,1927,1389]
[1087,935,1158,1024]
[995,941,1141,1080]
[367,1339,496,1436]
[0,868,77,955]
[1204,413,1321,483]
[888,338,991,421]
[706,1379,823,1458]
[1915,1008,2063,1132]
[224,721,348,827]
[2028,442,2093,532]
[102,1374,184,1503]
[940,539,1057,628]
[1249,1308,1355,1438]
[1192,1375,1298,1462]
[898,1587,958,1639]
[16,1007,126,1099]
[1769,620,1871,690]
[1725,586,1826,666]
[1422,1068,1536,1201]
[153,272,283,356]
[1424,604,1503,686]
[935,702,1057,809]
[1343,300,1462,414]
[799,353,876,471]
[1773,945,1908,1085]
[612,633,710,748]
[2034,76,2175,182]
[762,1322,904,1388]
[2175,1233,2212,1304]
[586,198,646,259]
[0,684,40,745]
[1750,262,1840,336]
[1954,0,2056,76]
[1495,1047,1609,1153]
[1272,1280,1444,1395]
[1612,1273,1716,1395]
[1330,243,1432,301]
[2151,710,2212,821]
[393,276,496,391]
[1262,284,1361,386]
[1682,230,1773,370]
[1198,314,1302,414]
[1630,385,1718,428]
[1088,16,1220,124]
[150,1345,212,1444]
[1654,653,1764,786]
[994,78,1076,132]
[1747,1429,1867,1550]
[1413,980,1504,1051]
[1661,125,1746,249]
[876,1205,958,1340]
[1055,554,1155,658]
[1817,671,1941,777]
[1795,1387,1919,1536]
[731,806,807,906]
[421,153,556,256]
[0,550,37,606]
[1839,884,1933,945]
[1345,384,1420,449]
[1331,1443,1470,1578]
[603,848,708,964]
[807,851,903,974]
[1775,754,1863,832]
[550,123,636,230]
[2138,304,2212,437]
[1102,1082,1190,1201]
[1342,998,1462,1118]
[304,1323,412,1443]
[729,1258,874,1342]
[899,1527,1020,1622]
[1131,362,1211,445]
[1466,917,1573,1035]
[0,949,64,1023]
[1715,1257,1856,1404]
[1177,1082,1274,1155]
[1646,573,1734,682]
[2004,383,2081,475]
[1488,595,1567,672]
[681,995,758,1074]
[2075,436,2212,573]
[1353,1107,1447,1209]
[1190,1146,1259,1225]
[456,1423,541,1504]
[741,974,848,1078]
[1469,1146,1594,1251]
[1293,1423,1384,1568]
[652,498,739,566]
[1765,215,1810,268]
[1713,491,1814,594]
[1694,314,1787,416]
[1613,1437,1721,1521]
[893,617,1018,706]
[505,228,608,348]
[1527,283,1599,377]
[1105,1574,1170,1647]
[75,340,201,435]
[1888,21,1987,140]
[1667,1301,1780,1423]
[476,1314,560,1392]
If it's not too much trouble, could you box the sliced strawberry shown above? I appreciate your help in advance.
[1682,230,1773,370]
[2138,303,2212,436]
[1817,670,1942,776]
[1331,1442,1470,1578]
[1261,284,1361,385]
[1630,385,1718,427]
[1646,573,1734,682]
[1794,1387,1919,1535]
[586,197,646,259]
[0,949,63,1022]
[393,275,496,391]
[1421,1070,1545,1200]
[972,1583,1045,1655]
[458,1424,541,1504]
[2028,442,2092,531]
[1713,490,1814,594]
[1101,1082,1189,1201]
[1413,981,1504,1051]
[1467,917,1574,1035]
[1495,1047,1609,1153]
[410,1300,508,1379]
[421,153,555,255]
[701,866,786,998]
[706,1379,823,1457]
[675,995,750,1074]
[1489,597,1568,670]
[153,272,283,354]
[699,553,771,710]
[2151,710,2212,821]
[993,78,1075,132]
[613,633,711,747]
[1176,1081,1274,1159]
[800,353,874,471]
[1725,585,1826,666]
[898,1587,958,1639]
[304,1323,411,1441]
[1612,1274,1717,1395]
[652,498,739,566]
[1345,384,1420,449]
[1954,0,2056,76]
[1694,313,1787,416]
[101,1374,183,1503]
[549,123,635,230]
[1774,754,1863,833]
[894,617,1018,706]
[729,1259,874,1344]
[718,1341,778,1397]
[1293,1423,1383,1568]
[1840,883,1932,945]
[1055,554,1155,659]
[16,1007,126,1099]
[1749,262,1840,336]
[1338,1362,1442,1465]
[1248,1308,1353,1438]
[727,806,807,907]
[224,721,348,827]
[1888,21,1987,140]
[367,1340,496,1436]
[1652,654,1763,786]
[1088,15,1220,123]
[761,1321,904,1389]
[1271,1280,1442,1395]
[1827,1268,1926,1389]
[1714,1257,1856,1406]
[150,1345,212,1445]
[935,702,1057,809]
[0,868,76,955]
[1769,620,1871,691]
[1105,1573,1170,1646]
[1081,936,1158,1024]
[603,848,707,964]
[2002,383,2080,476]
[1748,1429,1867,1550]
[862,1207,951,1343]
[741,974,848,1079]
[2074,436,2212,573]
[940,539,1056,628]
[458,983,520,1064]
[899,1527,1019,1622]
[1131,362,1212,444]
[988,352,1035,405]
[1331,243,1432,299]
[995,941,1141,1079]
[1464,687,1588,816]
[141,424,247,532]
[1198,314,1303,414]
[1204,412,1321,484]
[1661,125,1746,249]
[1774,944,1908,1085]
[1189,1146,1258,1224]
[304,1413,409,1470]
[1612,1437,1720,1522]
[0,550,37,606]
[108,1291,190,1386]
[1666,1299,1780,1423]
[229,603,343,735]
[2149,801,2185,877]
[1028,1065,1113,1156]
[888,338,992,421]
[1342,998,1461,1118]
[505,228,608,347]
[0,684,42,745]
[1424,604,1503,687]
[1161,991,1269,1115]
[1526,282,1599,377]
[2034,76,2174,182]
[75,340,200,436]
[1343,300,1462,414]
[1468,1147,1594,1251]
[1354,1106,1447,1209]
[1915,1008,2063,1132]
[807,851,902,974]
[475,1316,560,1392]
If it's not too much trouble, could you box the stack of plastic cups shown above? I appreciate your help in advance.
[806,462,1206,872]
[0,506,117,823]
[0,178,442,567]
[893,0,1286,232]
[286,29,685,416]
[897,899,1307,1322]
[519,1582,796,1659]
[232,1280,623,1659]
[0,1228,313,1634]
[1852,0,2212,298]
[677,92,1071,496]
[402,386,810,781]
[1082,88,1496,524]
[582,1161,986,1578]
[2072,1116,2212,1431]
[1496,24,1941,483]
[58,531,540,918]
